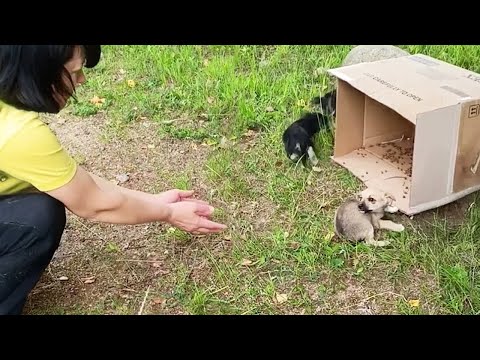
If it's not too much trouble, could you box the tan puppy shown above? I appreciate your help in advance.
[334,188,404,247]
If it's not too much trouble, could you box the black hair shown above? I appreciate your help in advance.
[0,45,101,113]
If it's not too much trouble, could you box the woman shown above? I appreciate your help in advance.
[0,45,227,315]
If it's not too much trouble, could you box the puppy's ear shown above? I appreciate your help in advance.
[384,192,396,205]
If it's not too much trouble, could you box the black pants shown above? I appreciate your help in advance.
[0,192,66,315]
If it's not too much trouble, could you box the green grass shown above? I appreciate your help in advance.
[62,45,480,315]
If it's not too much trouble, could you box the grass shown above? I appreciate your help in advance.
[39,45,480,315]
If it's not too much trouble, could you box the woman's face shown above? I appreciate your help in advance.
[53,46,86,109]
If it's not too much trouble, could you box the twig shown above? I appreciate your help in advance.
[380,135,405,145]
[138,286,151,315]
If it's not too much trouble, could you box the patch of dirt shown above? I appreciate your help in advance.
[308,266,440,315]
[22,111,274,314]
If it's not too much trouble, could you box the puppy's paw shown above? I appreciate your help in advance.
[385,205,398,213]
[367,239,391,247]
[393,223,405,232]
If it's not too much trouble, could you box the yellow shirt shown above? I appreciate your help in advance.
[0,100,77,195]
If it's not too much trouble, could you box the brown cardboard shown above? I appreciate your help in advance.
[327,53,480,215]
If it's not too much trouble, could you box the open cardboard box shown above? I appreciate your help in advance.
[327,54,480,215]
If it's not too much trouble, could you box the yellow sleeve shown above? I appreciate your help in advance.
[0,117,78,192]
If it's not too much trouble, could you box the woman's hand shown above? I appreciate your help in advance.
[165,200,226,234]
[157,189,226,234]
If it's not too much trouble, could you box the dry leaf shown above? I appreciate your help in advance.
[83,276,95,284]
[408,299,420,307]
[266,106,274,112]
[324,231,335,242]
[207,97,215,104]
[59,276,68,281]
[240,259,253,266]
[90,95,106,106]
[275,293,288,304]
[152,298,165,305]
[224,235,232,241]
[127,79,136,88]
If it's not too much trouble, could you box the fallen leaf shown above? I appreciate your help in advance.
[275,293,288,304]
[266,106,274,112]
[152,298,165,305]
[275,160,283,167]
[324,231,335,242]
[59,276,68,281]
[408,299,420,307]
[83,276,95,284]
[240,259,253,266]
[127,79,136,88]
[224,235,232,241]
[207,97,215,104]
[90,95,106,106]
[116,173,129,184]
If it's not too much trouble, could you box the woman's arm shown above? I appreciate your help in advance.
[47,166,226,233]
[47,166,170,224]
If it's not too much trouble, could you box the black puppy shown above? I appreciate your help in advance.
[311,89,336,117]
[282,112,326,166]
[282,91,336,166]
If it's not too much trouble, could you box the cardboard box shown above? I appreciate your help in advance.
[327,53,480,215]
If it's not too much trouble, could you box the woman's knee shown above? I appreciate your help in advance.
[0,192,66,254]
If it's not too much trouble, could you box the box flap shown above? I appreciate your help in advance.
[328,54,480,124]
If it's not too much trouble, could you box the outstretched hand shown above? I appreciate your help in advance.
[157,189,226,234]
